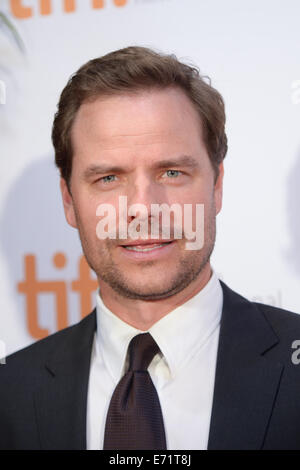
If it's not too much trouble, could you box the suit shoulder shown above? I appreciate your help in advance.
[220,280,300,339]
[253,301,300,338]
[1,310,96,371]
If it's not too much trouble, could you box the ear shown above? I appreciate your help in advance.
[214,162,224,215]
[60,177,77,228]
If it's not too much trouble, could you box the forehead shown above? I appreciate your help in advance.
[71,87,204,153]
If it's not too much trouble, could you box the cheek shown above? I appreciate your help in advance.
[178,188,211,213]
[180,192,215,233]
[74,197,100,237]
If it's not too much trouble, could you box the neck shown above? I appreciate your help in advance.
[97,263,213,330]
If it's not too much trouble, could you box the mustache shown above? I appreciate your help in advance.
[95,198,205,246]
[103,222,185,244]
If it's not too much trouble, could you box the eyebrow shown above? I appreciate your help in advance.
[153,155,199,170]
[82,155,200,180]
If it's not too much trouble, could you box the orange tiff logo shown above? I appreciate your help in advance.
[10,0,128,18]
[17,253,98,340]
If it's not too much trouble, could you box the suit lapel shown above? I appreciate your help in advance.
[34,309,96,450]
[207,282,284,449]
[33,282,284,449]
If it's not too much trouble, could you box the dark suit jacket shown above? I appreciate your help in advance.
[1,280,300,450]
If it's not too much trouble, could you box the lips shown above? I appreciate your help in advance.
[120,239,173,247]
[122,241,172,252]
[120,240,173,252]
[118,239,176,260]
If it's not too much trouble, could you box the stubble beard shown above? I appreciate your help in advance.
[74,203,216,301]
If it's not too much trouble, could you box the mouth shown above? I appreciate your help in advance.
[118,240,176,259]
[121,241,173,252]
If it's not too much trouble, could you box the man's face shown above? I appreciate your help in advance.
[61,87,223,300]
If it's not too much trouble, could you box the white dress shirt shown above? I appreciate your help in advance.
[86,269,223,450]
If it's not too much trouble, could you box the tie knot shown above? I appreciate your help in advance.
[128,333,160,371]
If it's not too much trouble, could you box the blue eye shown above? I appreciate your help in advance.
[165,170,181,178]
[100,175,116,184]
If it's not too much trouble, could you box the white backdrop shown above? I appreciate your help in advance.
[0,0,300,356]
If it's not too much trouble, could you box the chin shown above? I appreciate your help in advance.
[122,278,184,300]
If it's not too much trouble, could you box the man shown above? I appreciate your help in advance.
[1,46,300,450]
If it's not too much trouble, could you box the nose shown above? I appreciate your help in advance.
[126,173,162,221]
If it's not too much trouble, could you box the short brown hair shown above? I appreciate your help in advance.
[52,46,227,189]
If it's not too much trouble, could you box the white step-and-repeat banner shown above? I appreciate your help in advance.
[0,0,300,357]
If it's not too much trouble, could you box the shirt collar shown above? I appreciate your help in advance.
[96,269,223,383]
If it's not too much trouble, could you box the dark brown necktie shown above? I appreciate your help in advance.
[103,332,167,450]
